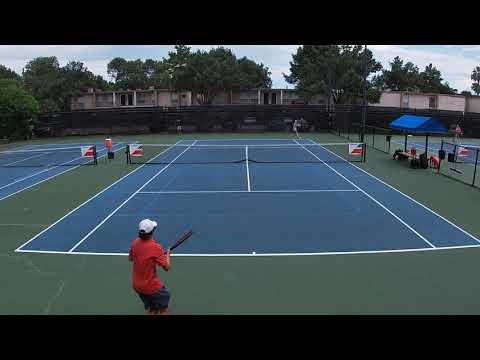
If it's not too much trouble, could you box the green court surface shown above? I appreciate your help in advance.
[2,131,480,314]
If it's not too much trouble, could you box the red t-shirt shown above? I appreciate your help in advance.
[129,238,168,295]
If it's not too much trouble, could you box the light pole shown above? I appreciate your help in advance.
[361,44,368,143]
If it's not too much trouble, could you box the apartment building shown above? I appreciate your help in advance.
[71,88,192,110]
[71,88,327,110]
[370,91,466,112]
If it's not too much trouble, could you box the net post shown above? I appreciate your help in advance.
[126,144,131,164]
[473,148,479,187]
[94,145,98,165]
[363,142,367,162]
[438,140,444,174]
[372,126,375,149]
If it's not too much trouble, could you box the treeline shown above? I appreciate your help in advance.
[1,45,480,140]
[284,45,480,106]
[0,45,271,139]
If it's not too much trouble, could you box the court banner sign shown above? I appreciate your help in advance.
[457,146,469,158]
[81,145,96,158]
[349,143,364,156]
[129,144,144,157]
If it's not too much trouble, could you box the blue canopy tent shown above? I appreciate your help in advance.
[389,115,449,155]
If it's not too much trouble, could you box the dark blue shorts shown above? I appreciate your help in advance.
[137,286,171,311]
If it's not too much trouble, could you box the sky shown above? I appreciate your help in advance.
[0,45,479,92]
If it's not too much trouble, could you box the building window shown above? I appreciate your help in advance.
[128,94,133,106]
[402,95,409,107]
[429,96,437,109]
[120,94,126,106]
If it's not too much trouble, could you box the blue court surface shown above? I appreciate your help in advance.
[0,142,128,202]
[15,138,480,256]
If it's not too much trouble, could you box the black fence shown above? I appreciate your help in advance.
[332,123,395,155]
[438,140,480,188]
[33,104,480,138]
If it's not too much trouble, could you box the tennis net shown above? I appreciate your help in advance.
[126,143,366,165]
[0,145,98,168]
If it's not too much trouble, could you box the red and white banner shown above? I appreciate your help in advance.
[129,144,144,157]
[457,146,469,157]
[81,146,95,158]
[349,143,364,156]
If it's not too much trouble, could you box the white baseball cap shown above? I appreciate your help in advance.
[139,219,158,233]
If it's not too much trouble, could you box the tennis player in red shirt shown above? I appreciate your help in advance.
[129,219,171,315]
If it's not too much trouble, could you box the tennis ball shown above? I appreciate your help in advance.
[252,251,256,254]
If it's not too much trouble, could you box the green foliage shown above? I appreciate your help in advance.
[376,56,420,91]
[461,90,472,96]
[471,66,480,96]
[23,57,63,112]
[0,79,40,139]
[284,45,382,105]
[23,57,111,112]
[166,46,271,104]
[107,57,170,90]
[0,65,21,81]
[419,64,457,94]
[377,57,457,95]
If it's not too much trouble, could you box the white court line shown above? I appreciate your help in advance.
[67,140,198,253]
[0,144,125,201]
[309,139,480,244]
[14,243,480,257]
[137,190,360,194]
[4,152,51,167]
[0,144,118,191]
[14,141,183,252]
[245,146,251,192]
[188,138,302,142]
[294,139,435,248]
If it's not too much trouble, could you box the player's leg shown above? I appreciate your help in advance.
[158,307,169,315]
[150,286,171,315]
[138,292,156,315]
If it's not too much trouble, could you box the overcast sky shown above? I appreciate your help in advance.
[0,45,479,92]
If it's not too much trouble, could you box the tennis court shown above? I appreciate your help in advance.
[0,142,127,201]
[15,138,480,256]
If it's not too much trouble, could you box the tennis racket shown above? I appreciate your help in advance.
[167,229,193,253]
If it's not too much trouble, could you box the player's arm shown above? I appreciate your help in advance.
[154,246,171,271]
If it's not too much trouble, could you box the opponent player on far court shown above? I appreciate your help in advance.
[129,219,171,315]
[293,118,300,139]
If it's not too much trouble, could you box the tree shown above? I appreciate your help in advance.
[0,79,40,139]
[167,46,272,104]
[461,90,472,96]
[59,61,100,110]
[377,56,420,92]
[23,57,64,112]
[0,65,21,81]
[23,57,111,112]
[284,45,382,105]
[236,57,271,89]
[107,57,170,90]
[419,63,457,94]
[472,66,480,96]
